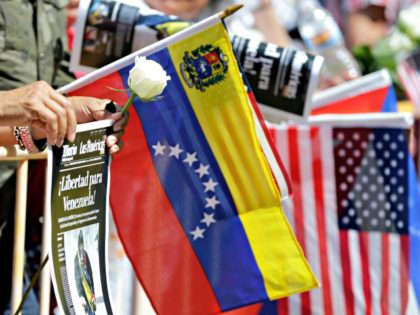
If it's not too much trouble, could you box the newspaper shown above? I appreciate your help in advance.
[70,0,187,73]
[47,119,114,315]
[232,36,323,120]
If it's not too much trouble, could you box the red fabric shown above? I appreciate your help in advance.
[311,87,388,115]
[69,72,221,315]
[248,92,293,197]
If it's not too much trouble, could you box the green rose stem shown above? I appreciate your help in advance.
[121,91,137,114]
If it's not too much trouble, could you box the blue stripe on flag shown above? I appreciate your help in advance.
[259,300,279,315]
[118,49,269,309]
[409,157,420,305]
[381,86,398,112]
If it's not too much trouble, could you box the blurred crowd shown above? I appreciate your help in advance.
[68,0,420,89]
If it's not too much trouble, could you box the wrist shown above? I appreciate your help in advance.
[31,127,46,140]
[28,127,48,151]
[255,0,272,12]
[13,126,46,153]
[0,126,18,146]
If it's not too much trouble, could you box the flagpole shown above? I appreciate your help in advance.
[219,4,244,19]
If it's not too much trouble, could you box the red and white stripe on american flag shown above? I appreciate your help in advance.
[397,60,420,115]
[268,123,412,315]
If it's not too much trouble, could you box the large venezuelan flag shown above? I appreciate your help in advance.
[61,15,318,315]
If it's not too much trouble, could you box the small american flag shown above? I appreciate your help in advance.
[397,50,420,114]
[267,114,419,315]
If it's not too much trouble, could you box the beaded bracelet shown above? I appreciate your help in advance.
[13,126,40,153]
[13,126,26,151]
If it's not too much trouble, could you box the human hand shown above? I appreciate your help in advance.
[0,81,77,146]
[67,0,80,27]
[67,96,128,154]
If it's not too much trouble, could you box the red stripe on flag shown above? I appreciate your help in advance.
[398,62,420,110]
[248,92,292,196]
[220,303,262,315]
[310,128,333,315]
[288,127,311,315]
[311,87,389,115]
[340,231,355,315]
[268,128,290,315]
[78,72,221,314]
[381,234,390,315]
[110,109,221,314]
[400,235,409,315]
[359,232,372,315]
[68,72,131,105]
[278,298,289,315]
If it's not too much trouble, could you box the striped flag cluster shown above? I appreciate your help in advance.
[266,116,418,315]
[220,71,420,315]
[397,51,420,114]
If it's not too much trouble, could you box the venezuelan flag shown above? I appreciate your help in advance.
[63,16,318,315]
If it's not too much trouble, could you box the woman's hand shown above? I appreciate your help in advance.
[0,81,77,146]
[67,96,128,154]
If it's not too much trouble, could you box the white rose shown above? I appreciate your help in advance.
[389,30,414,53]
[128,56,171,100]
[399,4,420,40]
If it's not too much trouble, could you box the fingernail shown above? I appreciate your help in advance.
[69,132,76,143]
[105,101,117,113]
[57,138,64,148]
[111,112,122,119]
[48,137,57,146]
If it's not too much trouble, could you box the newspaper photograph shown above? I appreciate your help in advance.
[47,119,114,315]
[70,0,188,73]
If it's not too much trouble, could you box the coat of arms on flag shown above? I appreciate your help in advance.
[61,8,318,315]
[180,44,228,91]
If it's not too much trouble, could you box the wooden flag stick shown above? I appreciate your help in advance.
[0,145,47,161]
[11,160,29,314]
[39,166,51,315]
[219,4,244,19]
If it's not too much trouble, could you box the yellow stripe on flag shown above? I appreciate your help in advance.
[168,22,319,298]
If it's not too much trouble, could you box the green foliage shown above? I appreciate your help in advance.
[352,5,420,101]
[192,44,214,57]
[202,73,226,87]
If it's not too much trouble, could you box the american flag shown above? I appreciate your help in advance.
[267,114,419,315]
[397,51,420,115]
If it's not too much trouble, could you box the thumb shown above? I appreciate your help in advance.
[103,101,123,121]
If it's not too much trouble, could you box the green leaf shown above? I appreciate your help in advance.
[106,86,130,92]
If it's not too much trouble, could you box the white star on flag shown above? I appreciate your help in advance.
[205,196,220,209]
[203,178,218,192]
[152,141,166,156]
[183,152,198,167]
[195,163,210,178]
[169,143,183,159]
[190,226,205,240]
[201,212,216,227]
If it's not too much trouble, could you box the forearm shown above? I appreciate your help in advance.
[0,126,16,146]
[254,1,291,47]
[346,6,387,48]
[0,91,25,126]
